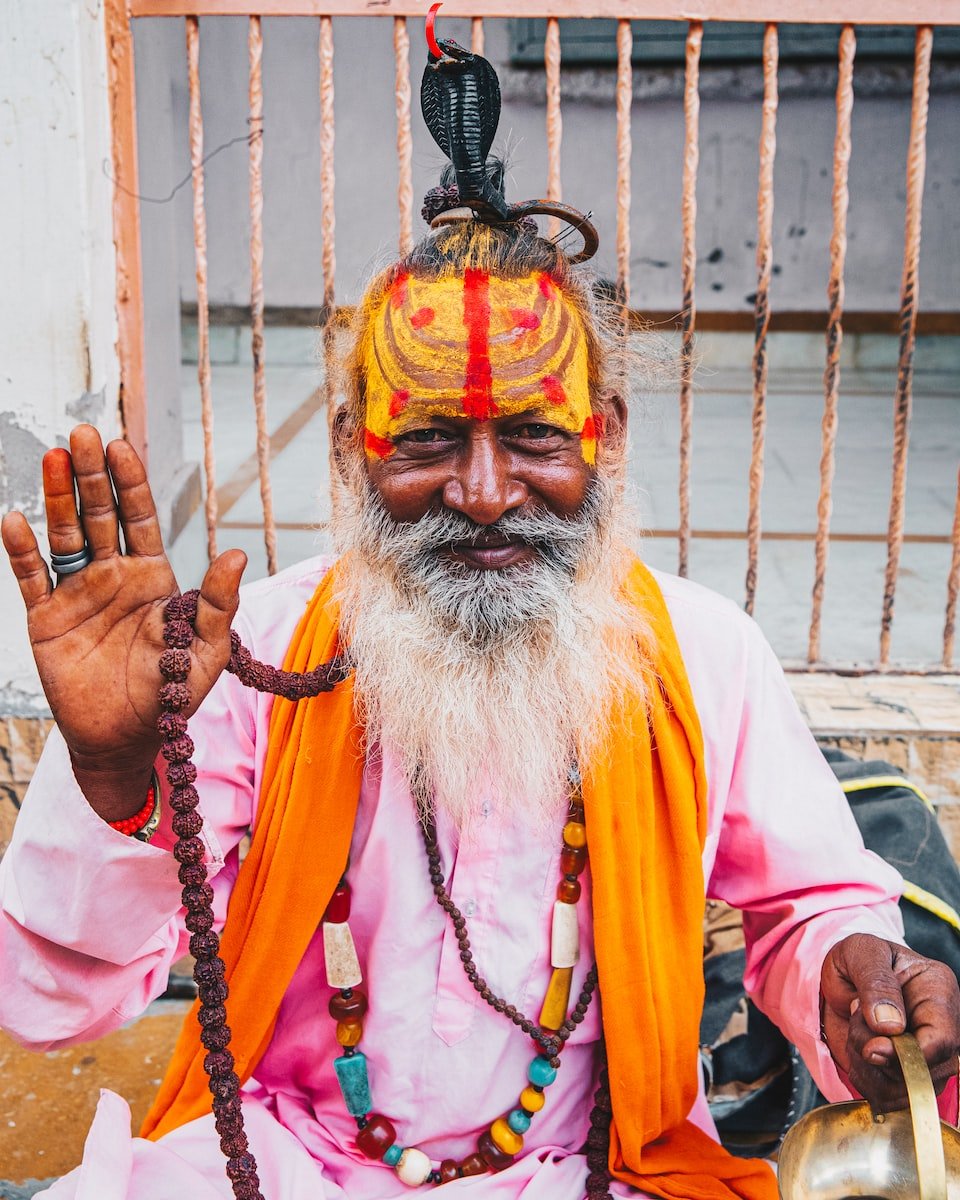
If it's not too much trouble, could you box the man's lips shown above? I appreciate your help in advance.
[444,536,533,569]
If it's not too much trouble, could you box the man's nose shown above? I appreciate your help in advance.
[441,430,527,525]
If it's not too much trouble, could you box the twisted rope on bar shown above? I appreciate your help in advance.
[470,16,484,57]
[880,26,932,666]
[248,16,278,577]
[545,18,562,240]
[944,467,960,669]
[615,20,632,313]
[678,21,702,581]
[319,12,339,479]
[186,16,218,564]
[808,24,855,663]
[159,592,349,1200]
[745,23,778,617]
[394,16,414,258]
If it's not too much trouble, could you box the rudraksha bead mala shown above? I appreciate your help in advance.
[160,589,613,1199]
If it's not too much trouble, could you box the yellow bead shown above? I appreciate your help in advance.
[539,965,573,1030]
[336,1019,363,1047]
[562,820,587,849]
[490,1117,524,1156]
[520,1086,545,1113]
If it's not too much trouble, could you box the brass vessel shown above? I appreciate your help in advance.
[778,1035,960,1200]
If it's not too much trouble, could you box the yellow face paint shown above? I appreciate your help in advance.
[361,269,600,464]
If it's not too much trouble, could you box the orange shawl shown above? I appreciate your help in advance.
[142,559,776,1200]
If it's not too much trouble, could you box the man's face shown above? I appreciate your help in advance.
[356,269,611,572]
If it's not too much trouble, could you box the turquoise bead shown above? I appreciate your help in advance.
[508,1108,532,1134]
[527,1056,558,1087]
[333,1052,372,1116]
[383,1143,403,1167]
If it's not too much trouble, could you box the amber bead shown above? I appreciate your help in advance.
[556,878,581,904]
[519,1086,545,1113]
[562,820,587,849]
[356,1114,397,1160]
[539,966,573,1030]
[328,988,367,1022]
[459,1154,487,1177]
[560,845,587,877]
[438,1160,460,1184]
[490,1118,523,1156]
[324,884,351,924]
[336,1019,363,1047]
[477,1130,514,1171]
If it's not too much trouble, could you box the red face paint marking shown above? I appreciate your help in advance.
[541,375,567,407]
[461,268,496,421]
[364,428,395,459]
[580,415,602,443]
[390,273,409,309]
[509,308,541,331]
[410,306,435,329]
[389,389,411,418]
[538,273,556,300]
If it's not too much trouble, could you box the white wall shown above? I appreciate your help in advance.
[0,0,120,716]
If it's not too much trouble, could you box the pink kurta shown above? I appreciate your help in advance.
[0,559,918,1198]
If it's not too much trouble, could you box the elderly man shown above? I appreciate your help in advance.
[2,207,960,1200]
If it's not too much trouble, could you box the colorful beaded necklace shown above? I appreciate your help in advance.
[320,779,599,1188]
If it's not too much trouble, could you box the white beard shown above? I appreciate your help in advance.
[331,471,651,836]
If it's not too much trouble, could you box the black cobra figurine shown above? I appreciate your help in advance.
[419,3,599,264]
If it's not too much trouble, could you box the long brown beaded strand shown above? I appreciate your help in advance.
[159,591,348,1200]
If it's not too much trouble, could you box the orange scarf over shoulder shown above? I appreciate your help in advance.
[142,559,776,1200]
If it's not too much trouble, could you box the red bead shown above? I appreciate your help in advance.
[459,1155,487,1177]
[107,786,156,835]
[557,878,581,904]
[560,845,587,877]
[356,1114,396,1160]
[477,1131,514,1171]
[323,884,351,924]
[328,989,367,1022]
[438,1160,460,1184]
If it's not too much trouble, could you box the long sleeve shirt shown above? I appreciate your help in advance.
[0,559,914,1199]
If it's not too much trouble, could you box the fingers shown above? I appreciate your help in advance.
[69,426,122,560]
[43,446,86,558]
[194,550,247,654]
[1,511,52,610]
[105,439,164,558]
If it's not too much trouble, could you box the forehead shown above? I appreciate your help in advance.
[362,269,589,414]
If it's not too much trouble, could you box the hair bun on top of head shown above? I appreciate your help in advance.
[419,3,598,265]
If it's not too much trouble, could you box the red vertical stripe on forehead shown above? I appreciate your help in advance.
[538,272,557,300]
[390,273,409,309]
[461,268,495,421]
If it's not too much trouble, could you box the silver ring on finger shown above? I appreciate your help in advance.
[50,546,93,576]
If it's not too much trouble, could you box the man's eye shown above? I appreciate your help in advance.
[514,423,558,440]
[402,428,453,444]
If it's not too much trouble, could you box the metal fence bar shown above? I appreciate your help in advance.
[944,468,960,668]
[394,16,414,257]
[105,0,149,466]
[320,14,338,452]
[248,16,278,575]
[879,25,933,666]
[744,22,778,616]
[808,24,855,662]
[186,15,219,563]
[471,16,484,55]
[545,16,562,238]
[615,19,632,312]
[678,20,702,580]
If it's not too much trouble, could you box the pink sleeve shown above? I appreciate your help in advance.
[0,619,261,1052]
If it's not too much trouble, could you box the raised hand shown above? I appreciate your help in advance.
[1,424,246,821]
[821,932,960,1110]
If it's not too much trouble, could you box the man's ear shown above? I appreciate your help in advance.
[331,404,358,484]
[595,389,628,459]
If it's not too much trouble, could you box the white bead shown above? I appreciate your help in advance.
[396,1147,433,1186]
[322,921,362,989]
[550,900,580,968]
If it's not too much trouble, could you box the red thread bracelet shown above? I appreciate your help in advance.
[108,784,157,836]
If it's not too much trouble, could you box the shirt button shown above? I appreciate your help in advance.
[463,899,477,917]
[481,803,491,818]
